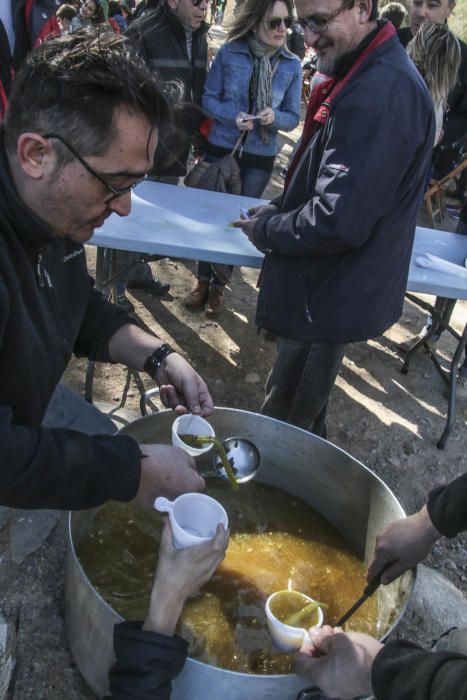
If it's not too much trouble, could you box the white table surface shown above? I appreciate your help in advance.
[90,182,467,301]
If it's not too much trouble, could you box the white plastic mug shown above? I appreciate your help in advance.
[154,493,228,549]
[265,590,324,653]
[172,414,215,457]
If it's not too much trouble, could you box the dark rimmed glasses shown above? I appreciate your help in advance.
[43,133,147,202]
[265,15,293,31]
[191,0,207,6]
[298,3,350,33]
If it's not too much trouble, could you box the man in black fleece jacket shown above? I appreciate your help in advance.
[294,472,467,699]
[0,30,213,512]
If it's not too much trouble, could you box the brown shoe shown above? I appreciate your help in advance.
[205,286,224,317]
[184,280,209,310]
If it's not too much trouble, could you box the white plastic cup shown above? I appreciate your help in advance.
[172,414,215,457]
[265,590,324,653]
[154,493,228,549]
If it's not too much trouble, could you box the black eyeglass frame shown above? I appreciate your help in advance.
[191,0,206,6]
[298,2,352,34]
[42,132,147,201]
[265,15,293,31]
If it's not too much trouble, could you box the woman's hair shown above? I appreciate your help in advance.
[227,0,294,42]
[57,4,78,21]
[407,22,461,105]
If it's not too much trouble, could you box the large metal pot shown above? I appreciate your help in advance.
[66,408,414,699]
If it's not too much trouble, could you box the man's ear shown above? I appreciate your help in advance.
[357,0,372,23]
[166,0,178,11]
[16,133,58,179]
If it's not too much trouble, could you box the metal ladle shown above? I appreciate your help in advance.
[200,437,261,484]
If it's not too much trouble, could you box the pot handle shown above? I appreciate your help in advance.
[140,386,162,416]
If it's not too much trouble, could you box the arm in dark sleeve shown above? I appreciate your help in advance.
[427,473,467,538]
[73,281,139,362]
[372,639,467,700]
[252,93,432,256]
[107,621,188,700]
[0,405,141,509]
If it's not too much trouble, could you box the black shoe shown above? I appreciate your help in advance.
[127,278,170,296]
[115,294,135,313]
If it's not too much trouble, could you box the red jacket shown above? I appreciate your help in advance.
[0,0,61,113]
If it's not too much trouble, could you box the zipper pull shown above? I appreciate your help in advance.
[36,253,45,288]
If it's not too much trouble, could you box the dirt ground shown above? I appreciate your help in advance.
[2,59,467,697]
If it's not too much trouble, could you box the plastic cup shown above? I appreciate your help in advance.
[172,414,215,457]
[265,590,324,653]
[154,493,228,549]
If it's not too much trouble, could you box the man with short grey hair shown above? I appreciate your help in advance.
[108,0,210,310]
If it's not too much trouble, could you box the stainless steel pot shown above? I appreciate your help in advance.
[66,408,414,699]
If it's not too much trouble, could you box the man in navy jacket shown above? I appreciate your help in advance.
[235,0,434,438]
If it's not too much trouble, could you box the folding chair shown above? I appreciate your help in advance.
[424,156,467,227]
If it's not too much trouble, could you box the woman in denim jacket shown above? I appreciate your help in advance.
[184,0,301,317]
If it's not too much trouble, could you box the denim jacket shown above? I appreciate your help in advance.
[202,39,301,157]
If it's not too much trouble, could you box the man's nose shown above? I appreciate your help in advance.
[109,191,132,217]
[304,27,320,49]
[412,4,427,19]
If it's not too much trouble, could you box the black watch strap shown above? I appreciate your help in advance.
[143,343,176,379]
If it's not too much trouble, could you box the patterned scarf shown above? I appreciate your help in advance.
[247,35,279,144]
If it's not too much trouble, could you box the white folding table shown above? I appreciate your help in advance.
[89,182,467,447]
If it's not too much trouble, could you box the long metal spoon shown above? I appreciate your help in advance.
[335,568,387,627]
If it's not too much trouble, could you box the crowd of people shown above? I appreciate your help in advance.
[0,0,466,697]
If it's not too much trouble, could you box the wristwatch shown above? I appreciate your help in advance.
[143,343,176,380]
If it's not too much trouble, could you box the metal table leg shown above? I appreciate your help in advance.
[437,322,467,449]
[400,293,466,449]
[84,247,106,403]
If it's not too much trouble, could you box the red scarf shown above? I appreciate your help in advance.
[284,21,396,192]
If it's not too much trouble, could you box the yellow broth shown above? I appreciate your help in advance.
[269,591,320,628]
[78,480,380,674]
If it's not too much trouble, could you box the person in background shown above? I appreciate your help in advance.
[56,4,78,34]
[107,520,229,698]
[108,0,128,30]
[109,0,210,311]
[407,22,460,146]
[0,0,64,116]
[72,0,118,30]
[121,2,134,23]
[397,0,466,186]
[379,1,406,29]
[233,0,434,439]
[295,471,467,699]
[184,0,301,317]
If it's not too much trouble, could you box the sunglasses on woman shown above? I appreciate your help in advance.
[265,16,293,31]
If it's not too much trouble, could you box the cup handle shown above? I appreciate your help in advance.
[154,496,173,513]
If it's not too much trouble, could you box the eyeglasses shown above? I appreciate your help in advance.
[265,15,293,30]
[43,133,147,201]
[298,3,350,33]
[191,0,206,6]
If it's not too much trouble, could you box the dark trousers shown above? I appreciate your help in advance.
[197,155,272,286]
[262,337,347,438]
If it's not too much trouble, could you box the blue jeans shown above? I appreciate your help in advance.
[262,338,347,438]
[197,155,272,286]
